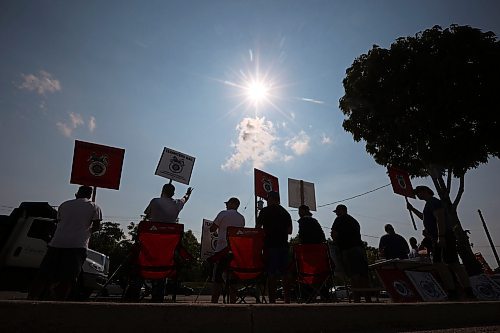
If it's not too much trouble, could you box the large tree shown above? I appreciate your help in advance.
[339,25,500,275]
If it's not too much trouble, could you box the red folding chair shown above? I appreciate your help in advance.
[137,221,184,280]
[226,227,266,303]
[293,243,334,303]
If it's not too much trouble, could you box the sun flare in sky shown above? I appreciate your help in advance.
[245,79,270,107]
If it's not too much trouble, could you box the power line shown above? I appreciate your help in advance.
[317,183,391,208]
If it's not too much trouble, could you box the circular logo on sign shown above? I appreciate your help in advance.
[169,156,185,174]
[89,161,107,176]
[87,153,108,177]
[393,280,413,297]
[419,280,440,298]
[262,179,273,193]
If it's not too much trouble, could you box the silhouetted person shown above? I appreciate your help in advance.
[378,224,410,260]
[330,204,371,303]
[408,237,419,259]
[297,205,326,244]
[28,185,102,300]
[142,183,193,302]
[407,185,474,299]
[210,197,245,304]
[256,191,292,303]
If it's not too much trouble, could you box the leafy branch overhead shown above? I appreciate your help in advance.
[340,24,500,178]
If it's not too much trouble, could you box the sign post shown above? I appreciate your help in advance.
[70,140,125,202]
[388,166,417,230]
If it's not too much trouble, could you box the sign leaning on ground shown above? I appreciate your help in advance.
[70,140,125,190]
[288,178,317,211]
[200,219,217,261]
[155,147,196,185]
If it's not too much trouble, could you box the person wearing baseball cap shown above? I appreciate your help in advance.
[407,185,474,299]
[209,196,245,303]
[297,205,326,244]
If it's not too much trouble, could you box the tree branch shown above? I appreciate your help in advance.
[453,175,465,209]
[446,168,452,194]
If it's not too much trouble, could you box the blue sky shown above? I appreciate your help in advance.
[1,0,499,268]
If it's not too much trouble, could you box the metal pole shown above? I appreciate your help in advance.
[255,195,258,227]
[405,197,417,230]
[478,209,500,268]
[299,180,304,206]
[92,186,97,202]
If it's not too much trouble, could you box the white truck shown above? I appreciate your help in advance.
[0,202,109,299]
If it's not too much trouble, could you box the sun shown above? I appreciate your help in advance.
[246,80,270,106]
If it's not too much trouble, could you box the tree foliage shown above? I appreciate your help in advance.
[340,25,500,178]
[339,24,499,274]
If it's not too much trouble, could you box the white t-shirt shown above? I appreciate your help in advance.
[213,209,245,252]
[50,198,102,249]
[144,197,185,223]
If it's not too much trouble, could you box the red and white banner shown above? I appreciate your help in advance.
[375,268,422,302]
[254,168,279,199]
[388,166,415,198]
[70,140,125,190]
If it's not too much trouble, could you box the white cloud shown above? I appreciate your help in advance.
[285,130,311,156]
[222,116,280,171]
[69,112,84,128]
[300,97,325,104]
[19,70,61,95]
[321,134,332,144]
[89,116,96,132]
[56,112,95,138]
[56,122,73,138]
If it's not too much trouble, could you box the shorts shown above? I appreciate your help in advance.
[341,246,369,278]
[264,247,290,277]
[38,247,87,283]
[432,233,459,264]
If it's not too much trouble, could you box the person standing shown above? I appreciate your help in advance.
[378,224,410,260]
[330,204,371,303]
[407,185,473,299]
[209,197,245,303]
[297,205,326,244]
[408,237,419,259]
[256,191,293,303]
[143,183,193,302]
[28,185,102,300]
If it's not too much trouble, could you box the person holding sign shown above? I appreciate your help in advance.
[144,183,193,223]
[407,185,474,300]
[209,197,245,303]
[28,186,102,300]
[143,183,193,302]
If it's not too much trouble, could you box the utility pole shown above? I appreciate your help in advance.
[478,209,500,269]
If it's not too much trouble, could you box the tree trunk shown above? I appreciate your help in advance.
[431,174,483,276]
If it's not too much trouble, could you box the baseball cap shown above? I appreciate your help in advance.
[225,197,240,206]
[414,185,434,196]
[333,204,347,213]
